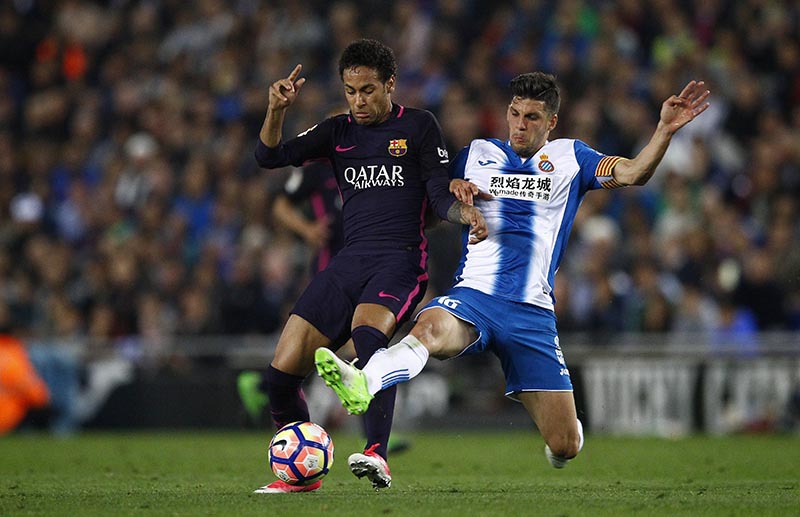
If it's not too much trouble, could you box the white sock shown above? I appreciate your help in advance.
[362,335,430,395]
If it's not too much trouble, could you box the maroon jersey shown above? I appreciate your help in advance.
[256,103,454,252]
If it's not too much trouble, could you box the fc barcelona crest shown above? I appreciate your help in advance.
[388,139,408,157]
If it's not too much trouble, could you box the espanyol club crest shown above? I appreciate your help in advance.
[388,139,408,157]
[538,153,555,173]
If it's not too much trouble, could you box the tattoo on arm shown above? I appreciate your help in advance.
[447,201,470,224]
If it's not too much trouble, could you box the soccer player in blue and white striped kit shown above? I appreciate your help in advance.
[317,72,710,473]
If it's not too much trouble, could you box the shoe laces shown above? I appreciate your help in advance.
[364,443,388,467]
[362,443,390,476]
[364,443,381,455]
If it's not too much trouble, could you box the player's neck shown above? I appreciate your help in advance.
[375,101,393,124]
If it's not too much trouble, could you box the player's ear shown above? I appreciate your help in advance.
[548,113,558,131]
[385,75,396,94]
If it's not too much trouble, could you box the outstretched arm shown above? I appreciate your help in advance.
[613,80,710,186]
[259,64,307,147]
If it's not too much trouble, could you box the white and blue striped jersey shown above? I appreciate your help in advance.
[450,138,624,311]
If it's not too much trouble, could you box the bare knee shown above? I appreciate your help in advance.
[544,428,582,459]
[272,314,331,375]
[409,317,444,357]
[519,392,581,460]
[409,309,471,360]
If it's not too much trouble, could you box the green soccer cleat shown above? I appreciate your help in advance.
[237,370,268,424]
[314,348,373,415]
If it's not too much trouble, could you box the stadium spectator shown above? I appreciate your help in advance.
[316,72,710,477]
[0,302,50,434]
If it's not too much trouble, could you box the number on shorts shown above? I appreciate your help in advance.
[438,296,461,310]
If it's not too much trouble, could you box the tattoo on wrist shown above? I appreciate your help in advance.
[447,201,468,224]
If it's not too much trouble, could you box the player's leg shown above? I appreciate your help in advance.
[265,314,331,429]
[490,300,582,468]
[349,303,397,465]
[313,302,399,489]
[518,391,583,467]
[345,305,475,489]
[267,257,358,432]
[316,284,484,407]
[254,315,334,494]
[316,258,443,489]
[315,306,474,411]
[346,253,429,468]
[316,287,489,490]
[239,328,350,427]
[354,306,476,394]
[407,306,478,359]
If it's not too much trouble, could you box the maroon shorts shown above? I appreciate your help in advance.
[291,247,429,345]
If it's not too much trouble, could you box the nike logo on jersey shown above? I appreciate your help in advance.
[335,145,357,152]
[378,291,401,301]
[478,159,497,166]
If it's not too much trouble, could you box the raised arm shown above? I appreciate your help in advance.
[612,80,710,186]
[259,64,307,147]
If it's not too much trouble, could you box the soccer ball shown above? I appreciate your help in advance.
[269,421,334,485]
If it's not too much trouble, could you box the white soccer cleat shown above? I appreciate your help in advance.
[544,444,570,469]
[348,444,392,489]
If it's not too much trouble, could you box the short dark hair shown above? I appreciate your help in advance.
[510,72,561,114]
[338,39,397,83]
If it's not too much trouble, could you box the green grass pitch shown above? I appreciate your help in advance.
[1,430,797,516]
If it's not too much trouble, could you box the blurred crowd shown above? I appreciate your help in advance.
[0,0,799,368]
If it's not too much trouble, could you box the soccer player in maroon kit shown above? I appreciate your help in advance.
[273,159,344,275]
[253,39,487,493]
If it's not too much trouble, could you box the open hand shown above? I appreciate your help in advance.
[450,178,493,206]
[660,80,710,134]
[462,205,488,244]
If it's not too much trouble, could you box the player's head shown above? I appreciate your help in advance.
[510,72,561,114]
[506,72,560,158]
[338,39,396,125]
[339,39,397,83]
